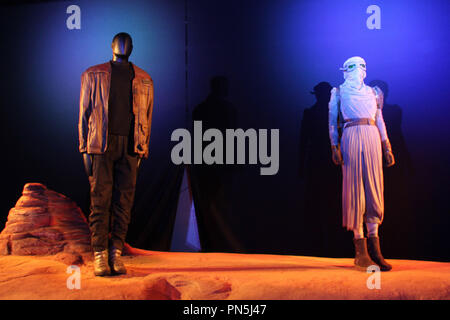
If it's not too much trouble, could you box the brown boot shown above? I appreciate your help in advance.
[109,246,127,275]
[367,236,392,271]
[93,249,111,276]
[353,238,377,271]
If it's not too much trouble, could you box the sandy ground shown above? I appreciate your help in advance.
[0,250,448,300]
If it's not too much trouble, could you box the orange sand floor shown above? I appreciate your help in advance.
[0,250,448,300]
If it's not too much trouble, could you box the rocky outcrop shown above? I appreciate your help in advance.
[0,183,91,256]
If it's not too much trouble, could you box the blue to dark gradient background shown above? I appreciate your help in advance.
[1,0,449,261]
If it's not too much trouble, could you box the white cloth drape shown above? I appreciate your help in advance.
[328,84,389,230]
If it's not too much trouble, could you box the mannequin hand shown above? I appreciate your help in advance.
[382,140,395,167]
[331,145,343,166]
[384,151,395,167]
[82,152,93,176]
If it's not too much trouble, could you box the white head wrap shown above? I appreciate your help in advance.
[340,56,367,90]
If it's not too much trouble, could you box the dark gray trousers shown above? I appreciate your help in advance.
[88,134,139,252]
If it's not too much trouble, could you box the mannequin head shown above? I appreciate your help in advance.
[111,32,133,62]
[340,56,367,89]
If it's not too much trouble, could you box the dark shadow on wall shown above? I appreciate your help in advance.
[189,76,243,252]
[298,82,347,257]
[369,80,416,259]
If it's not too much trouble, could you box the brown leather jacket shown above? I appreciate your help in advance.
[78,61,154,158]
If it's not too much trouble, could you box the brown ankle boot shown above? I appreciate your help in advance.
[353,238,377,271]
[367,236,392,271]
[109,246,127,274]
[93,249,111,276]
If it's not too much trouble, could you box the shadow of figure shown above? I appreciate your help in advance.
[298,82,347,257]
[369,80,416,258]
[189,76,242,252]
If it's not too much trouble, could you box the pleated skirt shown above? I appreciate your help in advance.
[340,125,384,230]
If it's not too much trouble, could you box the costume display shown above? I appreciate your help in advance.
[78,32,154,276]
[328,56,394,271]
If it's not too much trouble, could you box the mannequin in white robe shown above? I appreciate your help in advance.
[328,56,394,271]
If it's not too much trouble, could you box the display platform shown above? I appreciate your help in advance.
[0,248,448,300]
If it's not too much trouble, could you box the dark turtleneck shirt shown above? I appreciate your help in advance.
[108,60,134,136]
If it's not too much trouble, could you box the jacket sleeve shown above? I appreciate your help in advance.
[144,78,154,159]
[78,71,91,153]
[328,87,340,146]
[373,86,389,142]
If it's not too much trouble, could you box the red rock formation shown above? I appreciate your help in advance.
[0,183,91,256]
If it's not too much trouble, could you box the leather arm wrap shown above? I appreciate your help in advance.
[382,139,392,153]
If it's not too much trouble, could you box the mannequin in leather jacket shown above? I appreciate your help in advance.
[79,32,153,276]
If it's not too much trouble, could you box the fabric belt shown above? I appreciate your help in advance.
[343,118,376,129]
